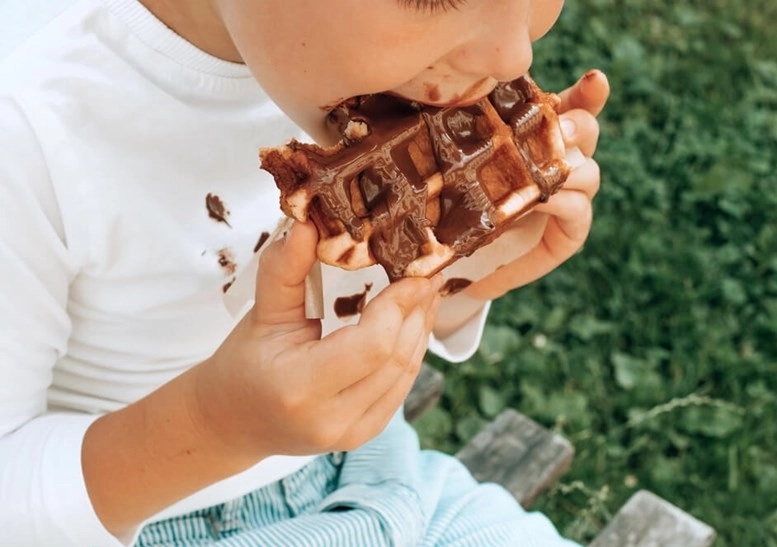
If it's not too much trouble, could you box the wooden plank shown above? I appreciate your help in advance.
[455,408,574,507]
[404,362,444,423]
[589,490,717,547]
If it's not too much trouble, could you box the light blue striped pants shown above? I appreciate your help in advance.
[136,413,579,546]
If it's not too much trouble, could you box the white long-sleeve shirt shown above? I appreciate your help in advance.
[0,1,490,545]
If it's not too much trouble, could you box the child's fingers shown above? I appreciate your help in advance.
[347,288,438,407]
[369,276,440,311]
[253,221,319,323]
[550,157,601,201]
[534,157,599,244]
[358,276,441,340]
[333,307,433,449]
[276,286,434,452]
[290,277,431,397]
[337,306,427,405]
[310,278,439,393]
[557,69,610,117]
[532,189,593,251]
[560,109,601,158]
[337,366,419,450]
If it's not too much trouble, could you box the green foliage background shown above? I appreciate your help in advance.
[417,1,777,544]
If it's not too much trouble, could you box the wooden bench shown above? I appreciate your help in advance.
[405,363,717,547]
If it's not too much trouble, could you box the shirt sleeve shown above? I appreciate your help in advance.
[427,300,490,363]
[0,97,123,547]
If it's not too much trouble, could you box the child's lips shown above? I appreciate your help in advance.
[399,77,500,108]
[383,91,487,108]
[319,76,506,113]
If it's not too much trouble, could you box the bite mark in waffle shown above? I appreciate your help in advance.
[260,75,570,282]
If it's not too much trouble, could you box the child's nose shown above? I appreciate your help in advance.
[450,6,535,83]
[449,0,564,83]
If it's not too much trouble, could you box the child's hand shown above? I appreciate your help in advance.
[461,69,610,301]
[193,221,442,461]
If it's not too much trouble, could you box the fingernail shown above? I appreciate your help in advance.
[561,118,576,140]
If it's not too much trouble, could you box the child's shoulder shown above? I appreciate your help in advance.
[0,0,76,60]
[0,0,100,94]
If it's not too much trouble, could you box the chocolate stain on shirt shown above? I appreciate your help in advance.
[334,283,373,319]
[253,231,270,253]
[217,248,237,276]
[206,193,232,227]
[217,247,238,293]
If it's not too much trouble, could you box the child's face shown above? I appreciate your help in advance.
[219,0,564,140]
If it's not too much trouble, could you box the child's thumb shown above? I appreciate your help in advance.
[558,69,610,117]
[253,220,319,322]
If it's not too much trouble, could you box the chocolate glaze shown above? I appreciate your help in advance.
[423,105,497,251]
[278,97,434,280]
[262,75,568,281]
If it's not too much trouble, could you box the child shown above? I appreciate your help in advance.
[0,0,609,545]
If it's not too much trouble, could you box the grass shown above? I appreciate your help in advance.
[416,1,777,544]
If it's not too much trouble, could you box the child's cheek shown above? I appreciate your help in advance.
[529,0,565,41]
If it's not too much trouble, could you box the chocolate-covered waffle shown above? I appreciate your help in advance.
[260,74,570,282]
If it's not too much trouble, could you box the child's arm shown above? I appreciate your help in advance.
[81,221,443,540]
[433,70,610,339]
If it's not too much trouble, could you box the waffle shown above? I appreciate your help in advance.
[260,75,570,282]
